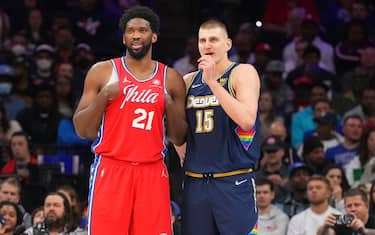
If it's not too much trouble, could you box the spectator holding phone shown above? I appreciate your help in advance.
[317,188,375,235]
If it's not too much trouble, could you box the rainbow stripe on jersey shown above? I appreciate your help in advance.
[235,126,256,150]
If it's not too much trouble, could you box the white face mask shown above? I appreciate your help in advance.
[11,44,27,57]
[36,59,52,70]
[0,82,12,95]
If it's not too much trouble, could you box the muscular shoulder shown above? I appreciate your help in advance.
[165,67,186,96]
[85,60,113,87]
[231,63,258,78]
[183,71,198,87]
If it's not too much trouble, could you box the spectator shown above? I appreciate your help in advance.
[345,127,375,186]
[290,80,328,149]
[283,16,335,74]
[0,201,23,235]
[287,175,340,235]
[30,207,44,227]
[30,44,55,86]
[0,132,38,184]
[0,64,29,120]
[317,188,375,235]
[262,60,294,119]
[310,110,343,151]
[324,164,350,212]
[172,35,199,76]
[259,91,283,141]
[0,177,31,228]
[276,162,312,217]
[344,86,375,127]
[229,22,257,64]
[16,83,62,154]
[57,185,85,233]
[256,178,289,235]
[23,192,86,234]
[0,101,22,166]
[335,20,373,76]
[325,114,363,170]
[253,42,273,77]
[302,135,330,175]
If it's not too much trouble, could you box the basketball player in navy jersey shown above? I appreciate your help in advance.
[178,19,261,235]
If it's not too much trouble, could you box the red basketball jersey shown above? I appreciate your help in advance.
[92,57,167,162]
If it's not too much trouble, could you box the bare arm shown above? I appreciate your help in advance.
[199,56,260,130]
[165,68,187,146]
[73,61,117,139]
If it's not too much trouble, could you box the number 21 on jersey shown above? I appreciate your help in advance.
[132,108,154,131]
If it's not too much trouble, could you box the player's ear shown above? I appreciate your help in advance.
[152,33,158,43]
[225,38,232,51]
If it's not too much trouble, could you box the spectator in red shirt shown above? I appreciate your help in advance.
[0,131,38,184]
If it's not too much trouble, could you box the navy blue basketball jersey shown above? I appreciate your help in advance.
[185,63,260,173]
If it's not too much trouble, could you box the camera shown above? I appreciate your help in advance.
[335,214,354,225]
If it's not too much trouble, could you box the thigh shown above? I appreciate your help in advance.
[182,177,218,235]
[88,157,134,235]
[211,174,258,235]
[131,161,172,235]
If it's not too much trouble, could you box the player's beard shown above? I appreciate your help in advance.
[127,41,152,60]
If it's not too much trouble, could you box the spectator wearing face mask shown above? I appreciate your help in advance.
[30,44,55,86]
[0,64,29,120]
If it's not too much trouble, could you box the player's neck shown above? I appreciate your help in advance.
[125,56,156,80]
[215,57,232,77]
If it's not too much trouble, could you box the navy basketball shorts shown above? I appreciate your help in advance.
[182,172,258,235]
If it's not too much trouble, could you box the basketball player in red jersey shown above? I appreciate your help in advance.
[73,6,187,235]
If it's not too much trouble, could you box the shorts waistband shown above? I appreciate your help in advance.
[185,168,253,179]
[99,156,163,166]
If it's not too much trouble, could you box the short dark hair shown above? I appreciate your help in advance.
[255,178,274,191]
[118,6,160,34]
[344,188,368,204]
[307,175,332,192]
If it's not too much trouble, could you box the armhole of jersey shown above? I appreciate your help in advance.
[107,60,119,85]
[163,64,168,94]
[228,64,237,98]
[186,71,199,92]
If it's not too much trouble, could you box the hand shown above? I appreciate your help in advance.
[101,79,120,100]
[197,55,216,85]
[348,216,365,232]
[332,185,343,201]
[324,213,337,227]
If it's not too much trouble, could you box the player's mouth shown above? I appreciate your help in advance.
[204,52,214,56]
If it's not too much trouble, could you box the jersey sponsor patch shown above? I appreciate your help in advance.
[235,126,256,150]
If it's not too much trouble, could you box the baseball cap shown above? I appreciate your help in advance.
[34,44,55,54]
[303,136,324,156]
[76,43,92,52]
[255,42,272,52]
[288,162,313,177]
[265,60,284,73]
[262,135,284,152]
[0,64,15,77]
[313,112,337,126]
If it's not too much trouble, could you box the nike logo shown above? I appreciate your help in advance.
[235,179,248,185]
[191,84,202,88]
